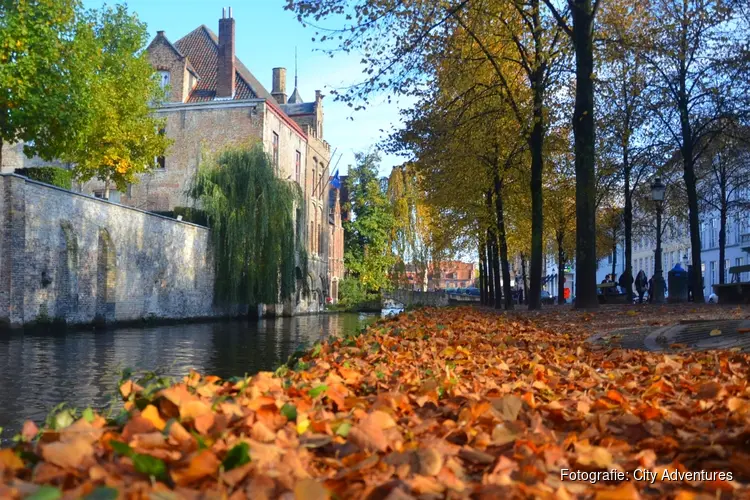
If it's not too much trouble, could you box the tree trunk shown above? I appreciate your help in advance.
[479,239,487,305]
[624,167,634,302]
[677,5,704,303]
[527,63,544,310]
[572,0,599,309]
[486,229,495,305]
[611,241,617,278]
[492,234,502,309]
[521,254,528,305]
[0,137,3,170]
[719,205,727,285]
[557,234,566,305]
[494,171,513,310]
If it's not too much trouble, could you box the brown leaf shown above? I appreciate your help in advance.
[171,450,220,486]
[491,395,523,421]
[294,478,330,500]
[41,437,94,469]
[416,448,443,476]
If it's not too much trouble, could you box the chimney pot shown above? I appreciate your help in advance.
[229,6,233,18]
[272,67,287,104]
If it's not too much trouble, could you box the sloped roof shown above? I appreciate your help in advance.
[280,101,315,116]
[173,25,274,103]
[288,87,304,104]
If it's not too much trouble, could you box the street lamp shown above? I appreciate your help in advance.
[650,177,666,303]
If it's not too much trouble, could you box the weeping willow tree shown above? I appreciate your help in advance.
[189,144,303,306]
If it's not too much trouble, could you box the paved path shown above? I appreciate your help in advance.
[587,319,750,352]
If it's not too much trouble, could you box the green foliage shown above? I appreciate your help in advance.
[0,2,169,191]
[344,151,395,293]
[66,5,170,191]
[189,144,302,306]
[0,0,87,161]
[26,486,62,500]
[109,440,168,481]
[337,276,378,309]
[16,167,73,190]
[222,442,251,471]
[174,206,209,226]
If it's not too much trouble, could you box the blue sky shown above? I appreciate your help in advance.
[82,0,411,177]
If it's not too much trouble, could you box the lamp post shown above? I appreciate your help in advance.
[650,177,666,304]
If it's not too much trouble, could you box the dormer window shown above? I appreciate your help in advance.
[159,70,170,90]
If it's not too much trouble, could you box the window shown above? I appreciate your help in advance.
[295,150,301,184]
[310,221,314,252]
[158,70,170,90]
[312,159,318,197]
[272,132,279,171]
[318,222,322,254]
[725,259,730,283]
[94,190,106,200]
[710,261,716,286]
[155,128,166,169]
[319,165,325,199]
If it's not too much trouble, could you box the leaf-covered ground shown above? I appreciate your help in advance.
[1,305,750,499]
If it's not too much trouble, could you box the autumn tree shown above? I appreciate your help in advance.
[634,0,750,302]
[387,163,442,291]
[596,0,659,302]
[695,124,750,284]
[286,0,567,311]
[544,131,576,304]
[0,0,90,166]
[67,4,170,192]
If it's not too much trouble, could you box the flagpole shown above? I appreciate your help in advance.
[318,148,344,193]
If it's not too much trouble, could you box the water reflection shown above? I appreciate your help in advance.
[0,312,380,439]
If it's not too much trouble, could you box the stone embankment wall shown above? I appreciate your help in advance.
[383,290,450,308]
[0,174,237,328]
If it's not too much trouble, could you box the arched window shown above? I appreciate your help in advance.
[158,70,170,90]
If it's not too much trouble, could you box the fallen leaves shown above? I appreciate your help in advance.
[1,306,749,498]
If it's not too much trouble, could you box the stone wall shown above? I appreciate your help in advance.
[383,290,450,308]
[0,174,235,328]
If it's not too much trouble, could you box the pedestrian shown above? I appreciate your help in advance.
[647,276,654,303]
[635,270,648,303]
[618,271,633,296]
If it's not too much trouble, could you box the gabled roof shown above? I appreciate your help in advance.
[147,32,198,78]
[173,25,274,103]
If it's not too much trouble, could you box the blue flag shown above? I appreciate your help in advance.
[331,169,341,189]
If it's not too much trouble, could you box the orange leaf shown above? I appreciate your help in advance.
[171,449,220,486]
[594,481,641,499]
[141,405,166,431]
[0,449,24,472]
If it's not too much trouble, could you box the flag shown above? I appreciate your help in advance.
[331,169,341,189]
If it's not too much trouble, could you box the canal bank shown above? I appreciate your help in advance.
[0,312,385,440]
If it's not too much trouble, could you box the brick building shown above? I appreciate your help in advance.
[76,9,342,313]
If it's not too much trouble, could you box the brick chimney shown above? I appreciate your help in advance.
[217,7,235,99]
[272,68,287,104]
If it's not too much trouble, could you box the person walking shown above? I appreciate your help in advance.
[647,275,654,303]
[635,270,647,303]
[618,271,633,296]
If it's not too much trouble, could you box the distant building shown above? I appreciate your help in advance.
[402,261,475,291]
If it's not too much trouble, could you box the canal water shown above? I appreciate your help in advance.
[0,311,395,439]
